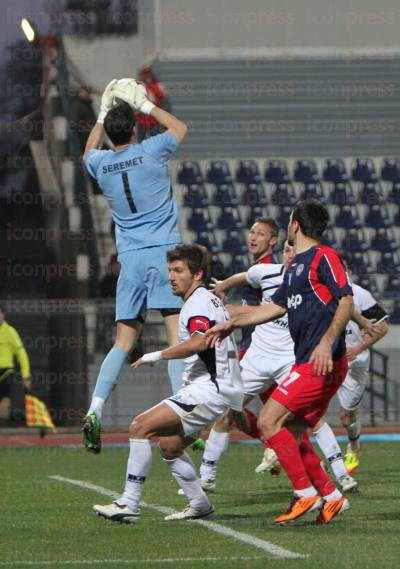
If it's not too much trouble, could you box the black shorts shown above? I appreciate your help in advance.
[0,369,14,400]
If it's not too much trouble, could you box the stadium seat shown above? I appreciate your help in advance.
[359,182,384,206]
[187,207,213,232]
[246,206,265,227]
[380,158,400,183]
[394,205,400,226]
[216,206,242,230]
[341,228,368,253]
[349,251,374,274]
[231,254,249,274]
[212,184,239,207]
[272,183,297,207]
[294,159,319,184]
[330,182,356,206]
[277,206,292,229]
[370,228,398,253]
[357,274,379,297]
[351,158,377,182]
[209,254,227,280]
[389,301,400,324]
[195,230,218,253]
[183,184,209,208]
[177,161,203,185]
[235,160,261,184]
[264,159,289,183]
[377,251,400,274]
[384,274,400,297]
[365,205,391,229]
[241,183,268,207]
[222,230,247,254]
[323,158,348,183]
[388,182,400,206]
[206,160,232,185]
[321,227,338,248]
[300,182,326,203]
[335,205,360,229]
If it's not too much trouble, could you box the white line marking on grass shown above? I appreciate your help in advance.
[0,556,264,566]
[49,475,308,560]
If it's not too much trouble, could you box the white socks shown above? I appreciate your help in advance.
[164,452,210,510]
[347,420,362,451]
[88,396,105,421]
[200,430,230,482]
[313,422,348,480]
[295,486,318,498]
[120,439,152,511]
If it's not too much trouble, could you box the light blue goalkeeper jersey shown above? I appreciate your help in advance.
[85,132,181,253]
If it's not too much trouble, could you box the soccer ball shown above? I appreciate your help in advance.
[112,78,137,107]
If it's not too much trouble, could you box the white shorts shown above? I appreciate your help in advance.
[164,382,230,437]
[240,349,293,396]
[337,366,369,411]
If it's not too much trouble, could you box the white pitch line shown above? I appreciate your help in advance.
[49,475,308,560]
[0,556,264,566]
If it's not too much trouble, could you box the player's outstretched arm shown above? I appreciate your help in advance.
[310,294,354,375]
[83,79,117,160]
[131,333,208,368]
[150,107,188,142]
[205,302,286,346]
[210,273,247,299]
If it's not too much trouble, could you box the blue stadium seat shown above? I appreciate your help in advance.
[395,205,400,226]
[217,206,242,230]
[277,206,292,229]
[177,161,203,185]
[349,251,374,274]
[384,274,400,297]
[370,228,397,253]
[351,158,377,183]
[321,227,338,248]
[231,254,249,274]
[294,159,319,184]
[236,160,261,184]
[206,160,232,185]
[335,205,360,229]
[330,182,356,206]
[242,183,267,207]
[300,182,326,203]
[388,183,400,206]
[212,184,239,207]
[183,184,209,208]
[377,251,400,274]
[360,182,384,206]
[222,230,247,254]
[390,301,400,324]
[341,228,368,253]
[272,183,297,207]
[323,159,348,183]
[357,275,379,297]
[209,254,227,280]
[246,206,265,227]
[264,159,289,183]
[195,230,218,253]
[187,207,213,232]
[380,158,400,183]
[365,205,391,229]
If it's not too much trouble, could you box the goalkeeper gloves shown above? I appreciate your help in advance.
[97,79,118,123]
[112,79,155,115]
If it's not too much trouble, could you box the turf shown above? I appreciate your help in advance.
[1,442,399,569]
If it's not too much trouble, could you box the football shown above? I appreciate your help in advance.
[111,77,137,107]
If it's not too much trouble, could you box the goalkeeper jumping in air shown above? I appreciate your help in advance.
[82,78,188,452]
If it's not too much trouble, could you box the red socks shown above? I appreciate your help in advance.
[299,432,336,497]
[268,428,312,491]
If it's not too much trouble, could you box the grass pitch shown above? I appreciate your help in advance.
[1,441,399,569]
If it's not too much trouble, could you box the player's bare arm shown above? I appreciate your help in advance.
[150,107,188,142]
[310,295,354,375]
[83,78,118,161]
[347,319,388,361]
[131,332,208,368]
[210,272,247,299]
[224,303,260,318]
[205,302,286,346]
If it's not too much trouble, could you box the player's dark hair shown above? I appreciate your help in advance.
[291,200,329,240]
[339,251,352,271]
[254,217,280,238]
[167,245,208,280]
[104,102,136,145]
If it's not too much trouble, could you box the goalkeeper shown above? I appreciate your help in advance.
[82,79,188,452]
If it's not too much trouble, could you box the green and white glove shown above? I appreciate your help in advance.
[97,79,118,123]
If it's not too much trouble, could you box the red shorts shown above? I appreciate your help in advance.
[271,356,348,427]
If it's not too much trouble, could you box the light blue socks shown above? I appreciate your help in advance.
[93,347,128,401]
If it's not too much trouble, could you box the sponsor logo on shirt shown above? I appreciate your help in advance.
[287,294,303,309]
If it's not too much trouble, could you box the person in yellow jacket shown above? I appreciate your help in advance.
[0,306,31,419]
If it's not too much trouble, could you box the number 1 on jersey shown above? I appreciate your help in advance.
[121,172,137,214]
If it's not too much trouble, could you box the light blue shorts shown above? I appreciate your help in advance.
[115,244,182,321]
